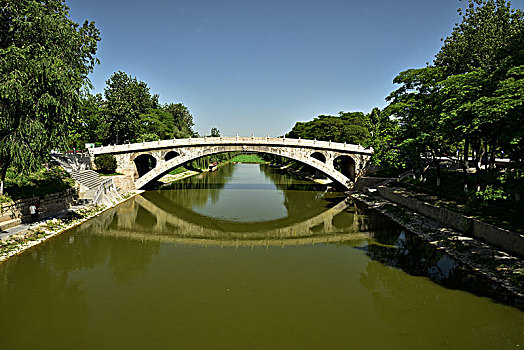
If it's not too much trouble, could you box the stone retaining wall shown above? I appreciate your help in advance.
[0,189,77,230]
[377,186,524,257]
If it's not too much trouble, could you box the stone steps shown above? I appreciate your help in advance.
[71,170,102,190]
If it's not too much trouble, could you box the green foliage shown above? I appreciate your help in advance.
[371,0,524,190]
[230,154,267,163]
[77,81,197,145]
[0,194,13,203]
[435,0,523,75]
[497,163,524,198]
[78,93,106,146]
[138,103,196,141]
[1,166,75,202]
[137,108,173,142]
[187,152,239,170]
[163,103,196,138]
[103,71,159,144]
[94,154,117,174]
[0,0,100,194]
[168,166,190,175]
[260,154,320,178]
[434,0,524,168]
[366,107,404,171]
[69,92,106,149]
[473,184,508,202]
[286,112,370,145]
[210,127,220,137]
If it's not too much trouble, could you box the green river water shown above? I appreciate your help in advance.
[0,163,522,349]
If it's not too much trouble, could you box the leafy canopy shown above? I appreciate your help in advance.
[286,112,370,145]
[0,0,100,194]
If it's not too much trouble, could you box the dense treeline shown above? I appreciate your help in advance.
[0,0,222,195]
[286,0,523,202]
[69,71,197,148]
[286,112,370,145]
[2,0,523,205]
[0,0,100,195]
[375,0,523,168]
[370,0,524,201]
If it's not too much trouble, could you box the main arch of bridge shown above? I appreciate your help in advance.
[88,137,373,190]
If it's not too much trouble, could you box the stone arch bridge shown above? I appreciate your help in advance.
[88,136,373,190]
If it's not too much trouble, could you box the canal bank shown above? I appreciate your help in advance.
[272,161,524,303]
[1,165,211,263]
[352,192,524,304]
[0,190,144,263]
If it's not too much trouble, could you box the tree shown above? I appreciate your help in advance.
[138,103,196,141]
[385,67,451,184]
[94,154,117,174]
[69,92,106,149]
[210,127,220,137]
[435,0,523,76]
[286,112,370,145]
[137,107,178,142]
[366,108,404,172]
[164,103,195,138]
[435,0,523,166]
[103,71,158,144]
[0,0,100,194]
[375,0,524,190]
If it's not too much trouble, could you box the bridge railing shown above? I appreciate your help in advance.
[88,136,372,155]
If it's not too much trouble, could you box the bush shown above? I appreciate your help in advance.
[95,154,117,174]
[1,166,75,201]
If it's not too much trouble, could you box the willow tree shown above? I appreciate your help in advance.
[0,0,100,194]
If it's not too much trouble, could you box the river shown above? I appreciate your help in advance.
[0,163,522,349]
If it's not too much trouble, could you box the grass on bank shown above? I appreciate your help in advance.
[168,166,191,175]
[167,154,267,176]
[98,172,124,177]
[230,154,268,163]
[1,166,75,203]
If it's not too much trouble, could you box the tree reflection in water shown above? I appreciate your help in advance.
[160,163,236,208]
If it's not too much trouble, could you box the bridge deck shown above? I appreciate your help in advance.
[88,136,372,155]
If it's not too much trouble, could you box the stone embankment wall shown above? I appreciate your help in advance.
[0,189,77,231]
[377,186,524,257]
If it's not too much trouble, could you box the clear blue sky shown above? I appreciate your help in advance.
[68,0,524,137]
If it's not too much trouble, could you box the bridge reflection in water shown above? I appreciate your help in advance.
[75,163,395,247]
[82,194,384,248]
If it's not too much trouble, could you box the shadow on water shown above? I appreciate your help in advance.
[352,206,524,310]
